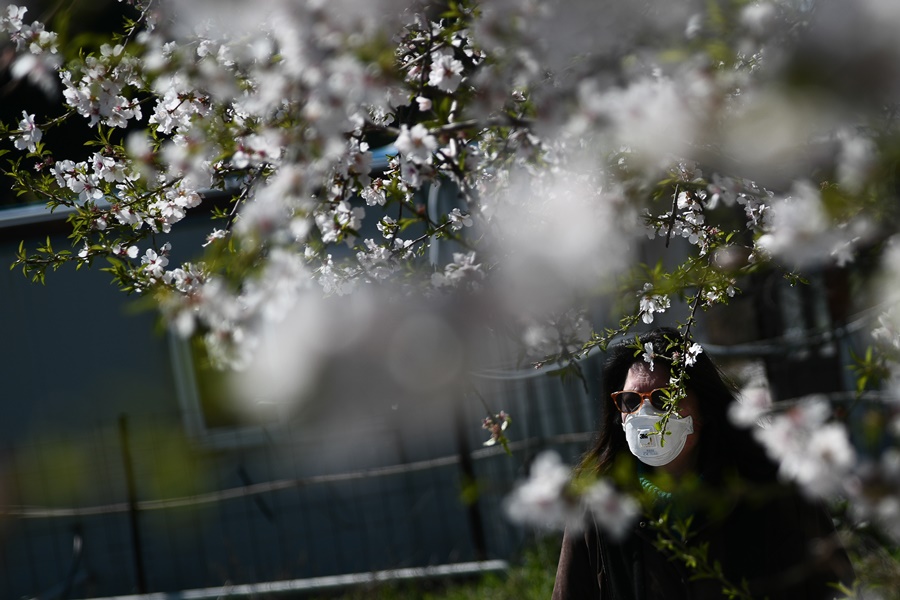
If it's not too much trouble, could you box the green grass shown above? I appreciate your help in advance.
[313,536,561,600]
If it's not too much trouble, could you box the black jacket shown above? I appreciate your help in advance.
[552,488,853,599]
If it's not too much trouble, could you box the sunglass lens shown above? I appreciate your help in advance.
[618,392,641,413]
[650,389,668,411]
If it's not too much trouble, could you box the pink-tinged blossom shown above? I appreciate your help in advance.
[231,131,284,169]
[111,244,138,258]
[706,174,741,208]
[428,52,464,92]
[314,201,365,247]
[51,160,104,205]
[148,185,202,233]
[162,262,206,294]
[399,159,431,187]
[11,111,42,153]
[59,47,142,128]
[113,205,143,228]
[482,411,511,447]
[91,152,127,183]
[141,245,170,280]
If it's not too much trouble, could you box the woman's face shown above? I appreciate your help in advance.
[620,361,703,477]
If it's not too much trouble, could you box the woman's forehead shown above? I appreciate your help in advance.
[623,362,670,390]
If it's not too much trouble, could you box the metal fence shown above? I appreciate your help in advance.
[0,352,606,599]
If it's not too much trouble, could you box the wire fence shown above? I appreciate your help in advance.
[0,354,605,600]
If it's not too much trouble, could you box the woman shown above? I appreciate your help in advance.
[552,328,853,599]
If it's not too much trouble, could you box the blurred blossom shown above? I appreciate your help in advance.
[10,52,60,95]
[729,385,772,428]
[786,0,900,108]
[583,479,640,541]
[447,208,473,231]
[720,90,845,187]
[505,451,640,539]
[228,287,474,443]
[740,2,776,36]
[415,96,432,111]
[755,180,872,269]
[872,309,900,355]
[395,124,437,165]
[162,0,412,39]
[386,313,464,393]
[837,130,877,194]
[573,75,703,168]
[474,0,695,78]
[505,450,582,531]
[753,396,855,498]
[490,160,632,317]
[518,309,591,361]
[431,252,484,291]
[231,291,370,408]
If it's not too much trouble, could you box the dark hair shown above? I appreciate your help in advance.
[581,327,777,484]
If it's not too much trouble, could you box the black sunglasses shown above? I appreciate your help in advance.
[610,388,670,414]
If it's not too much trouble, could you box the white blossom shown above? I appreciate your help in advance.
[683,342,703,366]
[448,208,473,231]
[639,285,670,324]
[431,252,484,290]
[642,342,657,371]
[395,124,437,165]
[11,111,41,153]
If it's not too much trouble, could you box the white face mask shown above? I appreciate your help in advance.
[622,404,694,467]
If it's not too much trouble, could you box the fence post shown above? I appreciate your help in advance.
[118,414,147,593]
[454,402,487,561]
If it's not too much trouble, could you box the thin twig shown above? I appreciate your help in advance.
[665,185,679,248]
